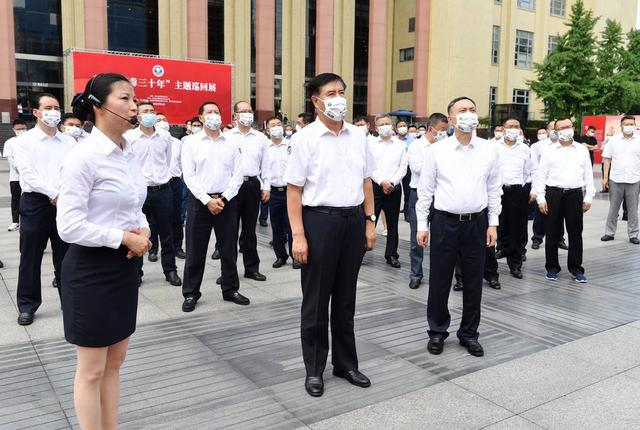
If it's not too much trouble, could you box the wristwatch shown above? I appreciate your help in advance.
[221,196,228,204]
[365,214,376,222]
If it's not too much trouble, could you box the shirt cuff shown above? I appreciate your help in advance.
[108,229,125,250]
[417,220,429,232]
[536,196,546,204]
[199,194,213,206]
[583,196,593,204]
[488,214,499,226]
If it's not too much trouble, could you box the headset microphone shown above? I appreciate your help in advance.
[102,105,138,126]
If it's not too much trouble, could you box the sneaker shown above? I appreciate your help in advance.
[7,222,19,231]
[545,271,558,281]
[574,273,587,283]
[382,229,388,237]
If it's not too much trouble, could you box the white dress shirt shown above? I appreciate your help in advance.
[369,136,408,186]
[3,136,21,182]
[407,138,431,189]
[284,118,375,207]
[416,135,502,232]
[267,139,291,187]
[225,127,271,190]
[181,131,244,206]
[125,127,173,186]
[530,138,557,163]
[56,127,149,249]
[601,133,640,184]
[13,125,75,199]
[533,141,596,204]
[497,140,535,186]
[169,136,182,178]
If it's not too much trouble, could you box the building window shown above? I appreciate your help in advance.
[13,0,62,56]
[550,0,566,16]
[495,0,502,4]
[512,89,529,105]
[514,30,534,68]
[548,35,559,53]
[208,0,224,61]
[517,0,535,10]
[489,86,497,107]
[353,0,369,117]
[397,79,413,93]
[399,47,414,62]
[491,26,501,65]
[408,17,415,33]
[107,0,159,55]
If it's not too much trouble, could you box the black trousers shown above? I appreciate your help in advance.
[143,185,176,274]
[270,189,292,259]
[10,181,21,223]
[456,245,497,283]
[182,194,239,297]
[532,208,565,244]
[545,187,584,275]
[16,192,68,314]
[150,177,184,251]
[259,200,269,223]
[498,185,528,271]
[236,177,261,273]
[373,183,401,258]
[301,207,365,376]
[401,169,412,215]
[429,210,487,341]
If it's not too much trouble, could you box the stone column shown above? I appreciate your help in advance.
[0,1,17,121]
[412,0,430,122]
[255,0,275,124]
[281,0,306,123]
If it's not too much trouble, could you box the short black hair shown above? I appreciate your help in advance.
[61,113,81,124]
[447,96,476,115]
[427,113,448,129]
[156,112,165,117]
[12,118,27,127]
[33,92,58,109]
[265,116,281,126]
[537,128,547,133]
[198,101,221,116]
[396,119,408,127]
[72,73,131,122]
[587,125,596,131]
[306,73,347,96]
[554,117,573,129]
[502,116,521,126]
[297,112,313,124]
[353,115,368,124]
[418,124,427,130]
[233,100,252,113]
[621,115,636,124]
[191,116,203,126]
[137,100,154,110]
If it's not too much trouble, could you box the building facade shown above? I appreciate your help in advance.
[0,0,636,125]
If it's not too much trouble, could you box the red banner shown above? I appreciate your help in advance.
[72,51,233,125]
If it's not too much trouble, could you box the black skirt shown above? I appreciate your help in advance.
[61,244,139,347]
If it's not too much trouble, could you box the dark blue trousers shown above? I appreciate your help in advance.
[269,188,292,259]
[143,185,177,274]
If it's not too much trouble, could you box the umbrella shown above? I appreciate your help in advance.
[387,109,417,117]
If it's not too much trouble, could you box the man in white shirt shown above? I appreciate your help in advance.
[533,117,595,282]
[490,125,505,143]
[285,73,376,397]
[396,119,414,222]
[406,113,448,289]
[416,96,501,357]
[13,93,74,325]
[3,118,28,231]
[370,113,408,268]
[224,101,271,281]
[353,116,378,146]
[125,101,181,287]
[59,113,85,143]
[601,115,640,244]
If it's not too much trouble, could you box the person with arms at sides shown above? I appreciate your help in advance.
[181,101,247,311]
[57,73,152,429]
[182,117,202,142]
[223,101,271,282]
[370,113,408,268]
[406,113,448,289]
[3,118,28,232]
[13,93,74,326]
[154,113,186,259]
[265,117,298,269]
[285,72,376,397]
[417,124,427,138]
[533,117,595,282]
[490,125,505,143]
[395,119,414,222]
[416,96,501,357]
[125,101,181,287]
[579,125,597,165]
[600,115,640,244]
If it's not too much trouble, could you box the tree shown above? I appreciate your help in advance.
[528,0,599,121]
[593,19,626,115]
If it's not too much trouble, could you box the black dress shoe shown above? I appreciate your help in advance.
[52,278,58,288]
[244,271,267,281]
[269,240,273,247]
[495,250,505,259]
[531,241,541,250]
[386,256,401,268]
[0,259,3,268]
[305,376,324,397]
[175,248,186,259]
[487,279,501,289]
[333,369,371,387]
[622,214,628,221]
[259,219,268,227]
[427,337,444,355]
[630,237,640,245]
[216,276,222,285]
[17,312,34,325]
[272,257,287,268]
[211,249,220,260]
[292,260,301,269]
[453,281,463,291]
[148,251,158,262]
[223,291,250,305]
[601,235,614,241]
[510,268,523,279]
[558,240,569,250]
[165,271,182,286]
[409,279,421,289]
[522,254,527,262]
[459,338,484,357]
[182,296,198,312]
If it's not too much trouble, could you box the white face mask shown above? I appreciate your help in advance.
[140,113,157,128]
[397,126,408,135]
[155,120,170,131]
[505,128,520,142]
[285,129,293,136]
[587,131,595,137]
[295,124,303,132]
[318,96,347,122]
[64,125,82,139]
[191,126,202,134]
[537,133,548,141]
[357,124,369,134]
[516,135,524,144]
[557,128,574,141]
[418,130,426,136]
[204,113,222,131]
[14,129,27,136]
[408,132,418,139]
[436,131,448,141]
[40,109,61,128]
[494,131,504,140]
[237,112,254,127]
[548,130,558,141]
[377,124,393,137]
[455,112,478,133]
[269,125,284,139]
[622,125,635,135]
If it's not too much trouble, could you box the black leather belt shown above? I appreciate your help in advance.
[271,186,287,192]
[503,184,524,189]
[147,183,170,192]
[208,193,223,198]
[547,186,582,193]
[433,208,487,222]
[243,176,257,182]
[305,206,361,217]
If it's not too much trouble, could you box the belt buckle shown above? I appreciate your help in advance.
[459,213,472,222]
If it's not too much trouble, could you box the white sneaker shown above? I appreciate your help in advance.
[382,229,388,237]
[7,223,19,231]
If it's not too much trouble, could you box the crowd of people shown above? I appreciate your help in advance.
[1,70,638,426]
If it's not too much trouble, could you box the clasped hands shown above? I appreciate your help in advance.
[123,228,152,259]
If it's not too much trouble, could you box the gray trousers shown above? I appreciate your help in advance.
[605,180,640,239]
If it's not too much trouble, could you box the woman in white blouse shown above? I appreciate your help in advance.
[57,73,151,429]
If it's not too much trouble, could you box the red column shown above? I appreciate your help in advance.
[412,0,430,122]
[255,0,275,124]
[0,1,17,120]
[84,0,108,49]
[188,0,208,59]
[315,0,334,74]
[367,0,387,120]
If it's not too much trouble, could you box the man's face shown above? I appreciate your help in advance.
[33,96,60,124]
[547,121,556,134]
[503,119,521,141]
[296,117,305,127]
[137,103,155,118]
[494,126,505,135]
[375,116,392,128]
[63,117,82,129]
[13,124,27,135]
[555,119,573,131]
[267,118,282,130]
[199,103,221,123]
[354,119,369,134]
[448,98,476,126]
[312,80,346,113]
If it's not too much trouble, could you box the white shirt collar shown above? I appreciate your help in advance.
[32,123,63,142]
[92,127,133,156]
